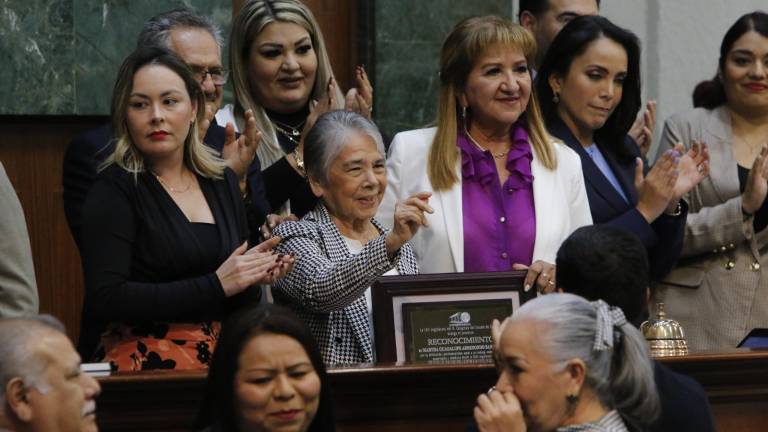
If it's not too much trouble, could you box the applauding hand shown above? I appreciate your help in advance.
[222,109,261,182]
[216,236,293,296]
[629,100,656,158]
[742,145,768,215]
[345,65,374,119]
[667,140,710,210]
[635,150,679,222]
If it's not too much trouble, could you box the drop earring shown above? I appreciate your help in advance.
[553,92,560,104]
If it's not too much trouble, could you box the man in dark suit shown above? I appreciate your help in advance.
[63,8,270,250]
[555,225,715,432]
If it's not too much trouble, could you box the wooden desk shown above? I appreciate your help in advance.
[95,349,768,431]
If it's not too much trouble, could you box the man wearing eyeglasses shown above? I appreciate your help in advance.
[63,8,270,249]
[63,8,271,359]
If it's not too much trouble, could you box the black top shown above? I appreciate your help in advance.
[78,165,258,358]
[650,362,715,432]
[546,115,686,281]
[260,105,319,218]
[738,164,768,233]
[63,120,271,250]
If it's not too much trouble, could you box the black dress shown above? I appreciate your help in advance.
[78,164,259,369]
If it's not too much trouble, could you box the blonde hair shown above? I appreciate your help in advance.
[229,0,344,168]
[104,46,225,178]
[429,15,556,190]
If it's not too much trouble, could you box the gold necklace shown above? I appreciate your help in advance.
[272,118,306,135]
[273,122,301,147]
[464,126,510,159]
[153,171,192,194]
[734,134,768,163]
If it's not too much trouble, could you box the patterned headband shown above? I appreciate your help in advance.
[592,300,627,351]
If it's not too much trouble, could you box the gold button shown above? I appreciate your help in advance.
[751,262,761,271]
[725,261,735,270]
[729,243,736,249]
[721,246,728,252]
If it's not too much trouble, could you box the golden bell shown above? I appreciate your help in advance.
[641,303,688,357]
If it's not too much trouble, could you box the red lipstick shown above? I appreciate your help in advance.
[744,83,768,92]
[149,131,169,140]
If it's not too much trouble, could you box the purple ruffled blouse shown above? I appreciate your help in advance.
[459,121,536,273]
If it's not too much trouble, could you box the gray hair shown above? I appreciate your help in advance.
[303,110,385,185]
[510,293,660,430]
[136,8,223,51]
[229,0,344,168]
[0,315,66,404]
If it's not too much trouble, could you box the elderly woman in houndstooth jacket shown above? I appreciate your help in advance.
[272,110,431,365]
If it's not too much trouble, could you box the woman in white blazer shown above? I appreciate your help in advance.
[378,16,592,293]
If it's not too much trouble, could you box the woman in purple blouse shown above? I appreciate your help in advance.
[379,16,592,293]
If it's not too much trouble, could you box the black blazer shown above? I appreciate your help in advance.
[62,119,270,249]
[78,165,258,358]
[547,116,686,280]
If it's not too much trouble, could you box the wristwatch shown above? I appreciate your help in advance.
[666,200,683,217]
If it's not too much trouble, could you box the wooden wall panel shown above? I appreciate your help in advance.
[93,351,768,431]
[0,116,106,342]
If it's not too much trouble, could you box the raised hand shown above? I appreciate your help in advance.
[222,109,262,181]
[512,261,556,293]
[288,78,337,175]
[385,192,434,255]
[670,140,710,200]
[635,150,679,222]
[742,145,768,215]
[629,100,656,158]
[345,65,374,119]
[197,103,215,143]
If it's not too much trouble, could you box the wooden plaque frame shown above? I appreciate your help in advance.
[371,271,534,363]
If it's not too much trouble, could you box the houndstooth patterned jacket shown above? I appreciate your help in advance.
[272,203,419,365]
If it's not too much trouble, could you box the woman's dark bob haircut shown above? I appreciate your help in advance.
[536,15,641,159]
[693,11,768,109]
[195,304,335,432]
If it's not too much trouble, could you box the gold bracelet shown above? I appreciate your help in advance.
[293,149,306,176]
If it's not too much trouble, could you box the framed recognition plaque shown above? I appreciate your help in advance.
[371,271,534,363]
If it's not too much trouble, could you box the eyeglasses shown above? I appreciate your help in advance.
[191,67,229,86]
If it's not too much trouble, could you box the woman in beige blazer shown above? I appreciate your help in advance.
[377,16,592,293]
[655,11,768,350]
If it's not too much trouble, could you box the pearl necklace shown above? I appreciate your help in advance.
[464,126,510,159]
